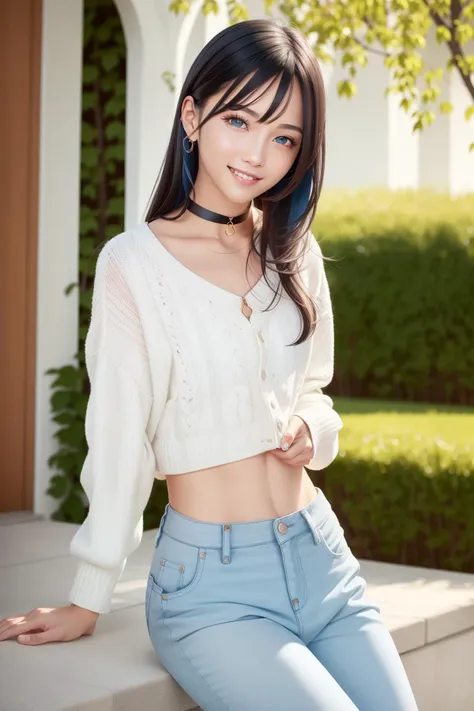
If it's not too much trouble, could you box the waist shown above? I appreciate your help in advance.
[157,485,331,549]
[165,451,317,523]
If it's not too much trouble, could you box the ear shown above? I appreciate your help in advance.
[181,96,200,142]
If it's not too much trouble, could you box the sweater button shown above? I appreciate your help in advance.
[261,369,266,380]
[257,331,265,342]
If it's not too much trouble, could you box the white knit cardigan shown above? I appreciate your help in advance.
[68,223,343,613]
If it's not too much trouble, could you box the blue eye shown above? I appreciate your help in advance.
[223,114,297,147]
[227,116,247,129]
[275,136,292,146]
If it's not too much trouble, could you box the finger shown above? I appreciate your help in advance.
[0,609,36,635]
[18,628,60,645]
[272,441,305,462]
[0,618,33,641]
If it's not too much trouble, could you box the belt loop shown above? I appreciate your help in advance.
[300,509,321,546]
[155,503,169,548]
[221,524,231,564]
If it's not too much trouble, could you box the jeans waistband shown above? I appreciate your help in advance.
[154,486,334,552]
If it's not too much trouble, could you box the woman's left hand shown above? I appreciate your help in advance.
[270,415,314,468]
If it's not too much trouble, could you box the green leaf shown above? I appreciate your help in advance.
[436,26,452,44]
[337,79,357,98]
[465,106,474,121]
[64,282,78,296]
[82,66,99,85]
[51,389,74,411]
[50,365,82,390]
[104,98,125,118]
[46,474,69,499]
[105,122,125,142]
[101,51,120,72]
[440,101,454,114]
[80,290,93,310]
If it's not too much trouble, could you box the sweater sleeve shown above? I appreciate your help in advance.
[68,240,160,614]
[291,235,343,471]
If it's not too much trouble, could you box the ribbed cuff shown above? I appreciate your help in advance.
[293,404,343,471]
[68,560,122,614]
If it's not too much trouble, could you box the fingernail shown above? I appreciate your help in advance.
[281,440,290,451]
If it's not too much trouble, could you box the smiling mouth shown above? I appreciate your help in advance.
[228,166,262,181]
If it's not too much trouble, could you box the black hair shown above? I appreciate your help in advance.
[144,19,327,345]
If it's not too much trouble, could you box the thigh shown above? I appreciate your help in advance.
[156,616,361,711]
[308,606,419,711]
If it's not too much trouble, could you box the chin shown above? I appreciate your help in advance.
[226,181,263,201]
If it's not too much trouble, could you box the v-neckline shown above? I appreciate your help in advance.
[142,221,267,302]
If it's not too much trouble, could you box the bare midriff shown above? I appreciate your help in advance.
[165,453,318,523]
[148,210,318,523]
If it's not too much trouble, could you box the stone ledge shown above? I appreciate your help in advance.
[1,520,473,711]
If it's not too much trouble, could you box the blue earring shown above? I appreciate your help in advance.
[177,123,198,206]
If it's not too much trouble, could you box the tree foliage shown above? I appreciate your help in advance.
[170,0,474,150]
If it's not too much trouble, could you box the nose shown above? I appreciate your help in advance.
[242,136,266,169]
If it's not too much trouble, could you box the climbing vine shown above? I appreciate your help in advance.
[45,0,121,522]
[46,0,170,526]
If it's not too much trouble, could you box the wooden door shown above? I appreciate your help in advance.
[0,0,42,512]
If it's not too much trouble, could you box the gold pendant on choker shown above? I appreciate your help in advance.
[225,219,235,236]
[241,296,253,320]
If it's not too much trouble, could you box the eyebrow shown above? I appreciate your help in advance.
[237,106,303,135]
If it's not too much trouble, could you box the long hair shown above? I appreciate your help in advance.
[144,19,327,346]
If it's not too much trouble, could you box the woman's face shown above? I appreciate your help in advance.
[182,76,303,206]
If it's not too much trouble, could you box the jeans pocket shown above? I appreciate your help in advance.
[317,509,350,559]
[150,532,207,601]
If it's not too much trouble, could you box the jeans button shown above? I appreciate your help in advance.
[277,522,288,534]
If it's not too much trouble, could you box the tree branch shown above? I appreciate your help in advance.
[450,0,463,23]
[353,35,390,58]
[424,0,474,102]
[424,0,451,29]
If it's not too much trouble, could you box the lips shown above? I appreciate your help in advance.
[228,166,262,181]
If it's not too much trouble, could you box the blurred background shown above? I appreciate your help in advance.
[1,0,473,577]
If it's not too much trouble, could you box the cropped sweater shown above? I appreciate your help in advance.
[68,222,344,614]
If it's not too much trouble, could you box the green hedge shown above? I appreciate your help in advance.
[308,397,474,574]
[314,189,474,405]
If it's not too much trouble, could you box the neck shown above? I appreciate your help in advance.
[190,174,251,219]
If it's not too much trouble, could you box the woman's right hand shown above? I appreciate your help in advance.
[0,604,99,645]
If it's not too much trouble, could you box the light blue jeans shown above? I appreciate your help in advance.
[145,486,419,711]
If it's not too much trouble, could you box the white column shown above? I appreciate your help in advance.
[448,49,474,196]
[387,78,419,190]
[324,51,392,189]
[203,0,228,43]
[35,0,84,516]
[115,0,172,227]
[418,29,451,191]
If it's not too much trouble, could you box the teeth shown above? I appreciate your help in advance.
[230,168,257,180]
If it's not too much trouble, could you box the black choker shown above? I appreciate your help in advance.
[187,198,251,236]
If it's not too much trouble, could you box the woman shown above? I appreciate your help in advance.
[0,18,419,711]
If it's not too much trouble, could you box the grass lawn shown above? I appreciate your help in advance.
[332,396,474,453]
